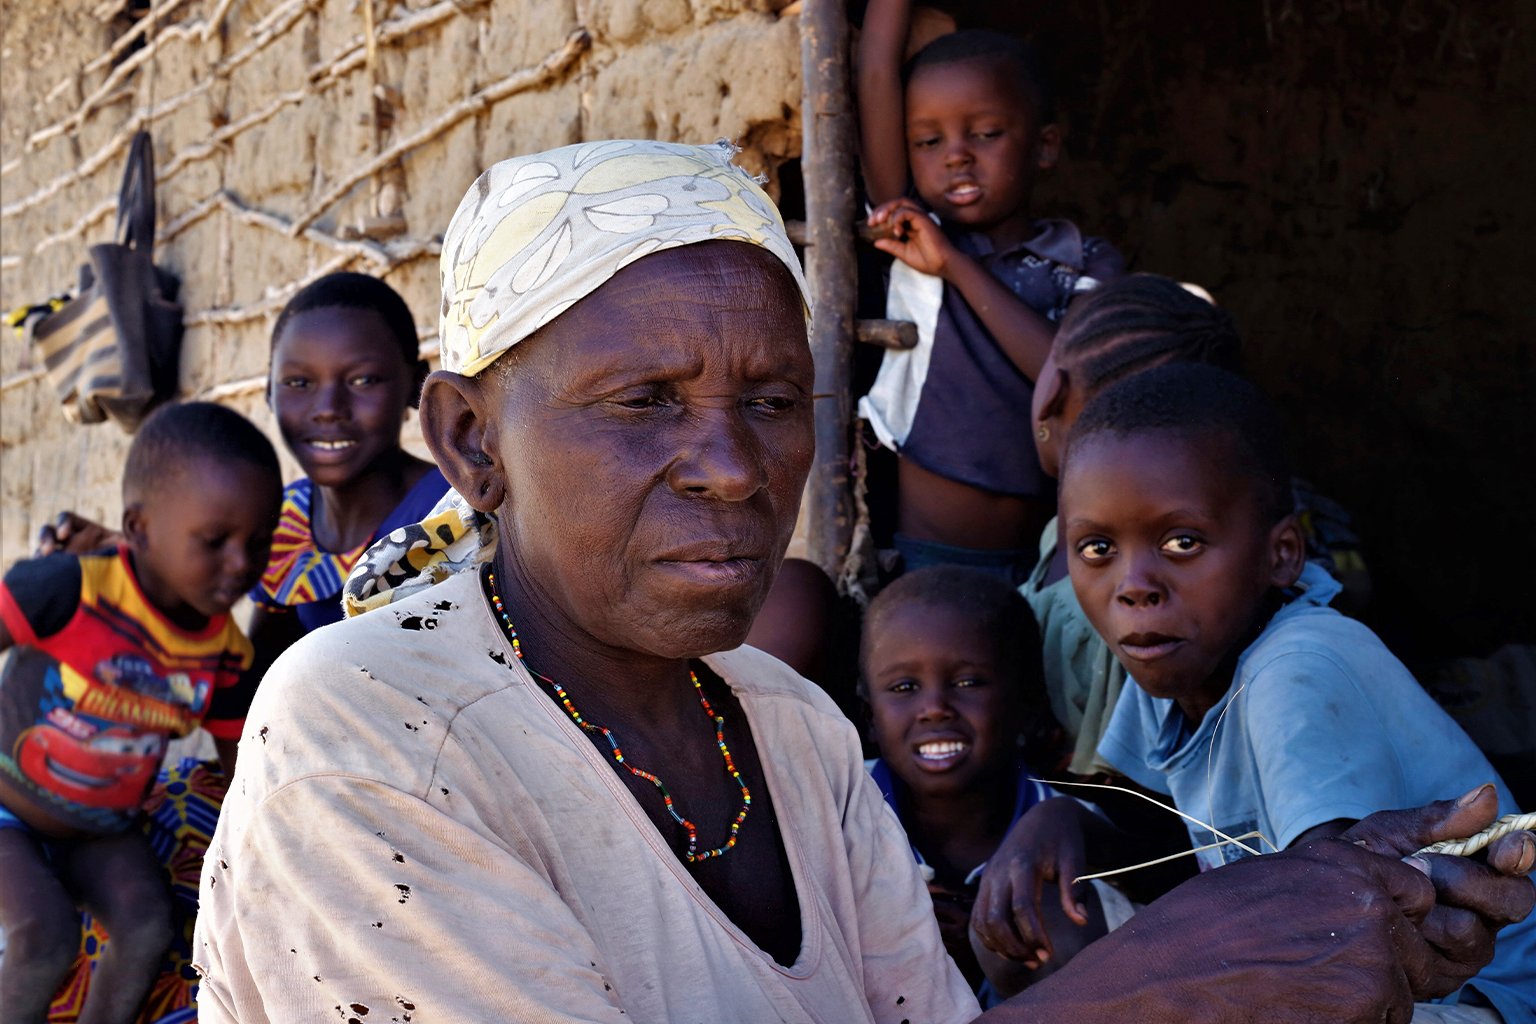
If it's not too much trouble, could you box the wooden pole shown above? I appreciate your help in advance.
[800,0,857,583]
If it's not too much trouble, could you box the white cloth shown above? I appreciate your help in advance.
[858,258,943,452]
[193,570,979,1023]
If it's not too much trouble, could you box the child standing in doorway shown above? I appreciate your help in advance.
[0,402,281,1022]
[857,5,1124,582]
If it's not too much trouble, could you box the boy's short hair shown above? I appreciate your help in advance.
[862,564,1044,703]
[123,401,281,505]
[1055,274,1243,392]
[906,30,1056,124]
[1066,363,1293,523]
[269,271,421,369]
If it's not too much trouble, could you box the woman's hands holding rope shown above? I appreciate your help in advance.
[979,787,1534,1023]
[1339,784,1535,997]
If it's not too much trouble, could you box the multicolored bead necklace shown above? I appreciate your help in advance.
[485,569,752,863]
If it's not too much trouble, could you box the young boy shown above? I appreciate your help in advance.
[861,565,1126,1004]
[857,8,1125,581]
[999,363,1535,1022]
[0,401,281,1022]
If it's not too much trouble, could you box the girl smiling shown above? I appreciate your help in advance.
[250,273,448,661]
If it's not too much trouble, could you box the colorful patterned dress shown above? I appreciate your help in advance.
[253,467,449,633]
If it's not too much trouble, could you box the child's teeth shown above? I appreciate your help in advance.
[314,440,354,450]
[917,741,967,759]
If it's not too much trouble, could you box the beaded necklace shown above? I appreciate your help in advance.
[485,569,752,863]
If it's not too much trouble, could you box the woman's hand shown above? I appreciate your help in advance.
[869,198,959,278]
[35,511,120,556]
[1341,784,1535,996]
[982,790,1535,1024]
[971,796,1092,969]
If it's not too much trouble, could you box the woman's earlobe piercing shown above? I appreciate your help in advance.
[1036,425,1050,443]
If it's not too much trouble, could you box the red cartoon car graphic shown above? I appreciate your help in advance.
[14,722,162,810]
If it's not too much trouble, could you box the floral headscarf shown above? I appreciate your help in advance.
[343,139,810,616]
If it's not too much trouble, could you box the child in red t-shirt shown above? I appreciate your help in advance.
[0,401,280,1022]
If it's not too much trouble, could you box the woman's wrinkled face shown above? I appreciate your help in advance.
[482,242,814,660]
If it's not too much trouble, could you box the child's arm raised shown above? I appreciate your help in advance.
[857,0,913,205]
[871,197,1056,379]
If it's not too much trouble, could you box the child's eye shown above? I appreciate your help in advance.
[202,533,230,551]
[348,374,384,387]
[1075,538,1114,563]
[972,129,1003,141]
[1161,535,1204,556]
[953,676,985,689]
[886,679,917,694]
[910,136,940,150]
[280,376,309,390]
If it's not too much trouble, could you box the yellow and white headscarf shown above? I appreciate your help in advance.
[343,139,810,616]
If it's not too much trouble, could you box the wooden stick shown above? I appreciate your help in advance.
[800,0,858,584]
[83,0,195,76]
[200,0,239,41]
[288,28,591,236]
[23,0,316,153]
[856,319,917,350]
[8,0,482,254]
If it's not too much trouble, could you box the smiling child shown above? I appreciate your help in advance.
[250,273,448,665]
[861,566,1115,1001]
[1053,363,1535,1022]
[0,402,280,1021]
[857,9,1124,581]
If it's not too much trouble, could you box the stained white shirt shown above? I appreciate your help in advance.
[194,569,978,1023]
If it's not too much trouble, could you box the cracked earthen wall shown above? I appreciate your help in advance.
[0,0,805,568]
[6,2,1535,656]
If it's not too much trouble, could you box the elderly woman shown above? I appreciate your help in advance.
[192,141,1533,1022]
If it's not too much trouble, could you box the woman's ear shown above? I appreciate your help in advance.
[1266,512,1307,589]
[419,369,505,513]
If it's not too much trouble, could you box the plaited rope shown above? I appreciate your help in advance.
[1413,813,1536,859]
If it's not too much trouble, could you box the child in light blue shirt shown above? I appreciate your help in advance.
[1031,363,1534,1022]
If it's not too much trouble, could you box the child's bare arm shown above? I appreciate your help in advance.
[871,198,1056,379]
[857,0,913,205]
[216,737,239,780]
[246,604,306,683]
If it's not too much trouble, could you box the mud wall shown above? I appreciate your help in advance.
[0,0,803,564]
[4,0,1533,656]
